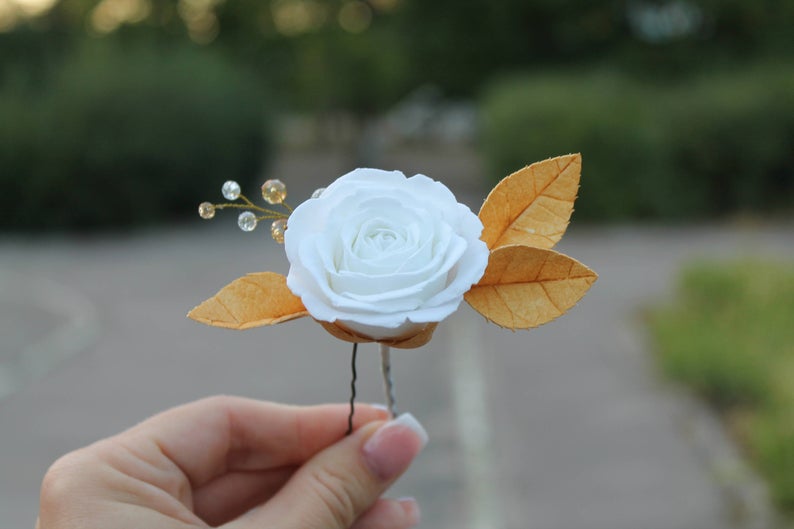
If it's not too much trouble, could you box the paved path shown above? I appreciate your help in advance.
[1,146,792,529]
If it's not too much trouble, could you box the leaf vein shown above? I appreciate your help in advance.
[506,155,576,228]
[491,286,517,328]
[481,275,594,287]
[238,277,274,293]
[533,155,575,203]
[214,297,239,323]
[539,282,563,315]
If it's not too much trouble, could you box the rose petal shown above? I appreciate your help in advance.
[328,227,454,299]
[285,168,489,339]
[322,234,465,311]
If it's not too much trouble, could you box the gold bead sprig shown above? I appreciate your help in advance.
[198,179,292,243]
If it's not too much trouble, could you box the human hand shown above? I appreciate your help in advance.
[37,396,426,529]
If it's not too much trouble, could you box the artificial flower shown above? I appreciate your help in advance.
[284,168,489,343]
[188,154,597,349]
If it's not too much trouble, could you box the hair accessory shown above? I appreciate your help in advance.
[189,154,597,427]
[198,179,292,242]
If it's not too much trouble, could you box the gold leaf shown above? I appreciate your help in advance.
[188,272,308,329]
[318,321,439,349]
[464,244,597,329]
[479,153,581,250]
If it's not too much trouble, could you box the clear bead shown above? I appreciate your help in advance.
[237,211,257,232]
[311,187,326,199]
[271,218,287,244]
[261,179,287,204]
[198,202,215,219]
[222,180,241,200]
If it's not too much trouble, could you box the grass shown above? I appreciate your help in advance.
[649,261,794,513]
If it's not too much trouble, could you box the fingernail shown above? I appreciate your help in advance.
[362,413,428,481]
[370,403,390,413]
[398,497,421,527]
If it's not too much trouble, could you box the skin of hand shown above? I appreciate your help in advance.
[36,396,427,529]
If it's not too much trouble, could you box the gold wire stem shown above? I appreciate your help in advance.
[238,193,258,209]
[215,203,287,217]
[236,193,292,216]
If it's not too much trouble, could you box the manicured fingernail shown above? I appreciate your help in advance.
[362,413,428,480]
[398,497,421,527]
[370,403,390,413]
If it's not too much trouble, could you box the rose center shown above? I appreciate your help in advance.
[369,228,399,250]
[353,218,410,260]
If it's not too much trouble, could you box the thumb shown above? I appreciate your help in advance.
[228,413,427,529]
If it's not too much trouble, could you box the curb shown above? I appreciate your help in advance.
[681,392,779,529]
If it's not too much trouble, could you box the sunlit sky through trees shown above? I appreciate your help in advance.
[0,0,402,42]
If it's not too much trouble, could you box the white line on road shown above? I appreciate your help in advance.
[449,307,504,529]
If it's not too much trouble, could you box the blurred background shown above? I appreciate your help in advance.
[1,0,793,227]
[1,0,793,528]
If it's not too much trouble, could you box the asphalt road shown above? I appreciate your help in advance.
[2,219,792,529]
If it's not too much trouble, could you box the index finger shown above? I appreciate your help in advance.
[119,396,388,489]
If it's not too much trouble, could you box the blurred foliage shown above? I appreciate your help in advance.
[0,40,268,229]
[649,262,794,511]
[398,0,794,95]
[4,0,793,110]
[1,0,793,228]
[398,0,627,95]
[481,63,794,220]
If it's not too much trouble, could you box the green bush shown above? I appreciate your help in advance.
[481,64,794,220]
[649,261,794,511]
[754,411,794,509]
[1,41,270,230]
[398,0,794,97]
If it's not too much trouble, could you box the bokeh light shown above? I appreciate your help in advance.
[0,0,57,31]
[90,0,151,33]
[338,0,371,33]
[0,2,17,32]
[271,0,326,37]
[178,0,221,43]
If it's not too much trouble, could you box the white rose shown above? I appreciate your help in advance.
[284,168,489,342]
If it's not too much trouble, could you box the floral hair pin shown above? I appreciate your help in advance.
[189,154,597,429]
